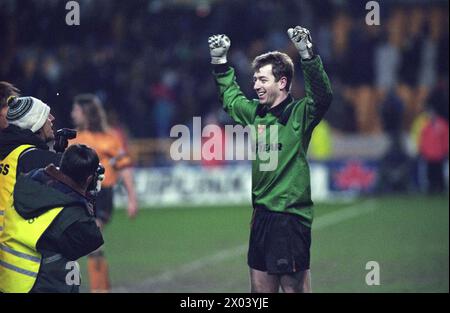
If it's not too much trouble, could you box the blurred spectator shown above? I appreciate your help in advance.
[375,7,404,99]
[380,90,405,137]
[318,11,358,133]
[377,89,412,193]
[0,1,448,166]
[376,135,413,193]
[308,120,333,161]
[150,71,177,138]
[201,113,227,168]
[0,81,20,129]
[418,107,449,193]
[395,7,427,130]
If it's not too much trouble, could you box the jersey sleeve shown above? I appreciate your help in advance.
[213,66,258,126]
[297,56,333,134]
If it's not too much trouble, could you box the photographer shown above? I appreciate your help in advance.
[0,144,104,293]
[1,96,70,234]
[0,96,61,174]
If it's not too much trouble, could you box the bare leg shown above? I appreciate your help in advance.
[88,218,110,293]
[249,268,280,293]
[280,269,311,293]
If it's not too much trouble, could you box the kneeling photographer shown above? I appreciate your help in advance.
[0,144,104,293]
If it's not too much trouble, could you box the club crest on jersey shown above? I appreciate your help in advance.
[257,125,266,134]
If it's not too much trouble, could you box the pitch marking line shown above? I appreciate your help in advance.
[113,200,376,292]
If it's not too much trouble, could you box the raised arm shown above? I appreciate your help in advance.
[209,34,258,126]
[287,26,333,130]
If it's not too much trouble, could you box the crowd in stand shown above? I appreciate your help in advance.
[0,0,448,140]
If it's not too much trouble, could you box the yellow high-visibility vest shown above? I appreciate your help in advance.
[309,120,332,160]
[0,145,63,293]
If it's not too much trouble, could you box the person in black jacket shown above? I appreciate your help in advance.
[1,144,104,293]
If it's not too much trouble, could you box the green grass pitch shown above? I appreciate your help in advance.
[78,195,449,293]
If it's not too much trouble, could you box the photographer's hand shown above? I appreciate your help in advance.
[54,128,77,153]
[53,137,68,153]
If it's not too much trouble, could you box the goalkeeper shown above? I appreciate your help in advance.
[209,26,332,293]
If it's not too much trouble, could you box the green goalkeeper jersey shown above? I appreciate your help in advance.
[213,55,332,227]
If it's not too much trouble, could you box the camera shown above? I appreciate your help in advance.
[88,163,105,196]
[54,128,77,153]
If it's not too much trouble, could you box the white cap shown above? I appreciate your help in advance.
[7,96,51,132]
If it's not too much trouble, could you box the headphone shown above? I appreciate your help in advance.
[87,163,105,196]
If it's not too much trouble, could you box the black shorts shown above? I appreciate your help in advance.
[248,208,311,274]
[94,187,114,224]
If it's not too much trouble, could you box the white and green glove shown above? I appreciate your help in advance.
[287,26,314,60]
[208,34,231,65]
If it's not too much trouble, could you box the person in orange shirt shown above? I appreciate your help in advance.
[70,94,138,293]
[419,107,449,194]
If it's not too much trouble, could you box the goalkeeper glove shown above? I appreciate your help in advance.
[287,26,314,60]
[208,34,231,64]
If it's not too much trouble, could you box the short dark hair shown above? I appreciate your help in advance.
[60,144,100,187]
[73,94,108,132]
[252,51,294,91]
[0,81,20,108]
